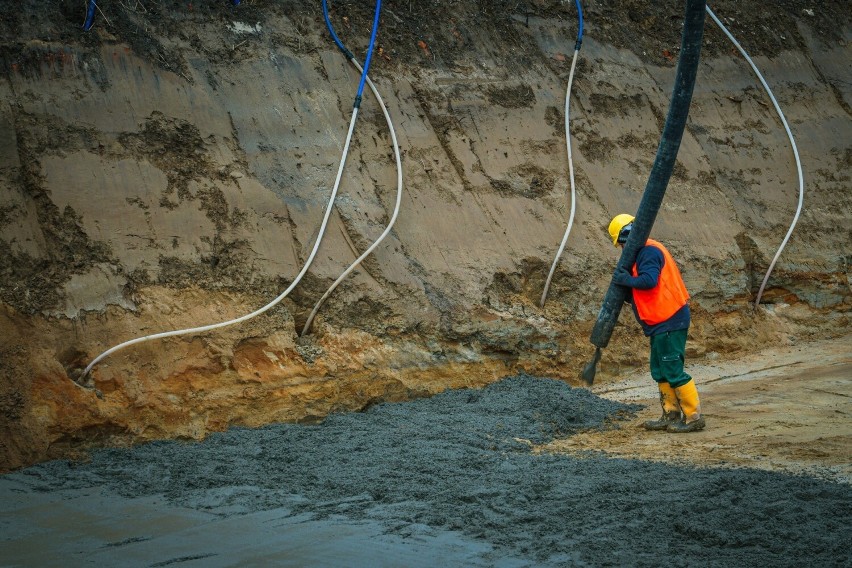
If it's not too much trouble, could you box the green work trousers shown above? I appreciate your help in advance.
[649,328,691,388]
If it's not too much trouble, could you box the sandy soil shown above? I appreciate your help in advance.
[547,334,852,483]
[1,2,849,564]
[1,0,850,471]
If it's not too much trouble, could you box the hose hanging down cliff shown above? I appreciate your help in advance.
[78,1,385,383]
[301,0,403,336]
[582,0,706,383]
[540,0,584,308]
[705,6,804,308]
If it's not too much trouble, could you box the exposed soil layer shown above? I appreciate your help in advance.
[1,5,848,565]
[1,0,850,476]
[3,374,850,566]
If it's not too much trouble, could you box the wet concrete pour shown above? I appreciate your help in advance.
[2,375,850,566]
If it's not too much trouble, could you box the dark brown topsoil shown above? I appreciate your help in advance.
[3,1,849,78]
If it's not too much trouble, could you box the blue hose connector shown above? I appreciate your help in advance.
[83,0,97,31]
[574,0,584,49]
[355,0,382,101]
[322,0,383,107]
[322,0,354,60]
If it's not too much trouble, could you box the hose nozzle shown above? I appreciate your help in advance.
[580,347,601,386]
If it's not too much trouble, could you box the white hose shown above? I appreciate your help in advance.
[706,6,804,308]
[81,109,362,380]
[301,60,403,336]
[540,47,580,308]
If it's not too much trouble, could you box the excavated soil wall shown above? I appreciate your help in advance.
[0,0,850,471]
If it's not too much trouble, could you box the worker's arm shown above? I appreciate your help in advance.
[612,246,664,290]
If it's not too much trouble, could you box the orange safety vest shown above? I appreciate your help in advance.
[631,239,689,326]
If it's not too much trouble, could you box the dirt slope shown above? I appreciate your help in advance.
[0,0,850,470]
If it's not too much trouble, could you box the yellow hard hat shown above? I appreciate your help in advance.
[608,214,635,246]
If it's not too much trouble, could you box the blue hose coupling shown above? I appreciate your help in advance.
[83,0,97,31]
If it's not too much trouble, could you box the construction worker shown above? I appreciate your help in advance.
[607,214,705,433]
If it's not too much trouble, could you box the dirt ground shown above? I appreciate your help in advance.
[548,333,852,483]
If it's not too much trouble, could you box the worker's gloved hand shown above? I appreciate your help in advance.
[611,267,635,287]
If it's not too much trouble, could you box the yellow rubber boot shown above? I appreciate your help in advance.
[668,379,706,433]
[642,382,682,431]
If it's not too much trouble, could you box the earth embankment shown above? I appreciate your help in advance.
[0,0,850,471]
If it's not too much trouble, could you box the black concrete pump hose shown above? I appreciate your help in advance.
[581,0,706,385]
